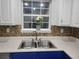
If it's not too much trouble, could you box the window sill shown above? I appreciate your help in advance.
[21,29,51,33]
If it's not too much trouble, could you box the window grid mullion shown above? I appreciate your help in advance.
[31,16,32,28]
[31,1,33,28]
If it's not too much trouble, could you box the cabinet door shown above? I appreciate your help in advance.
[59,0,72,26]
[10,51,71,59]
[71,0,79,27]
[1,0,12,25]
[10,52,36,59]
[0,0,22,25]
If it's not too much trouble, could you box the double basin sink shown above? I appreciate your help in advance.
[19,39,56,49]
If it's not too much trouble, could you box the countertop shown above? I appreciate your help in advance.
[0,36,79,59]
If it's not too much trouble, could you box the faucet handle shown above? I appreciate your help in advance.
[39,38,41,42]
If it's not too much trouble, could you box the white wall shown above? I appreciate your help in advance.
[11,0,22,25]
[19,0,60,26]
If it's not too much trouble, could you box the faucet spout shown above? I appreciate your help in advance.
[34,31,38,41]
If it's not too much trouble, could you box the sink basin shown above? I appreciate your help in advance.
[19,40,56,49]
[19,40,35,49]
[37,40,56,48]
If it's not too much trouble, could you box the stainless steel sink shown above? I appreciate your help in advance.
[38,40,56,48]
[19,39,56,49]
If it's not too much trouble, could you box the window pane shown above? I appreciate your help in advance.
[33,2,40,8]
[24,16,31,22]
[32,16,37,22]
[23,8,32,14]
[32,8,40,14]
[41,2,49,8]
[41,9,49,15]
[24,23,31,28]
[23,1,31,7]
[43,17,49,22]
[42,23,48,28]
[32,23,36,28]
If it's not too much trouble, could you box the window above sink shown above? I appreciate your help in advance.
[21,0,51,33]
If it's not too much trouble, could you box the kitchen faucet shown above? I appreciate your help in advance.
[34,31,38,41]
[32,31,42,48]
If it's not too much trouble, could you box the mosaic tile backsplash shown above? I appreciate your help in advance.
[0,25,75,37]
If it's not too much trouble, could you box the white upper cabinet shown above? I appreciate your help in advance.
[51,0,72,26]
[0,0,22,25]
[0,0,1,24]
[1,0,11,25]
[50,0,60,25]
[59,0,72,26]
[71,0,79,27]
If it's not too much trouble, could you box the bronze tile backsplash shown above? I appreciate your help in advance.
[0,25,74,37]
[51,26,73,36]
[72,27,79,38]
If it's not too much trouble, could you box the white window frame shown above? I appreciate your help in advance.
[21,0,51,33]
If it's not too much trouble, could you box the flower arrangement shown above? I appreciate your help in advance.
[36,16,43,25]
